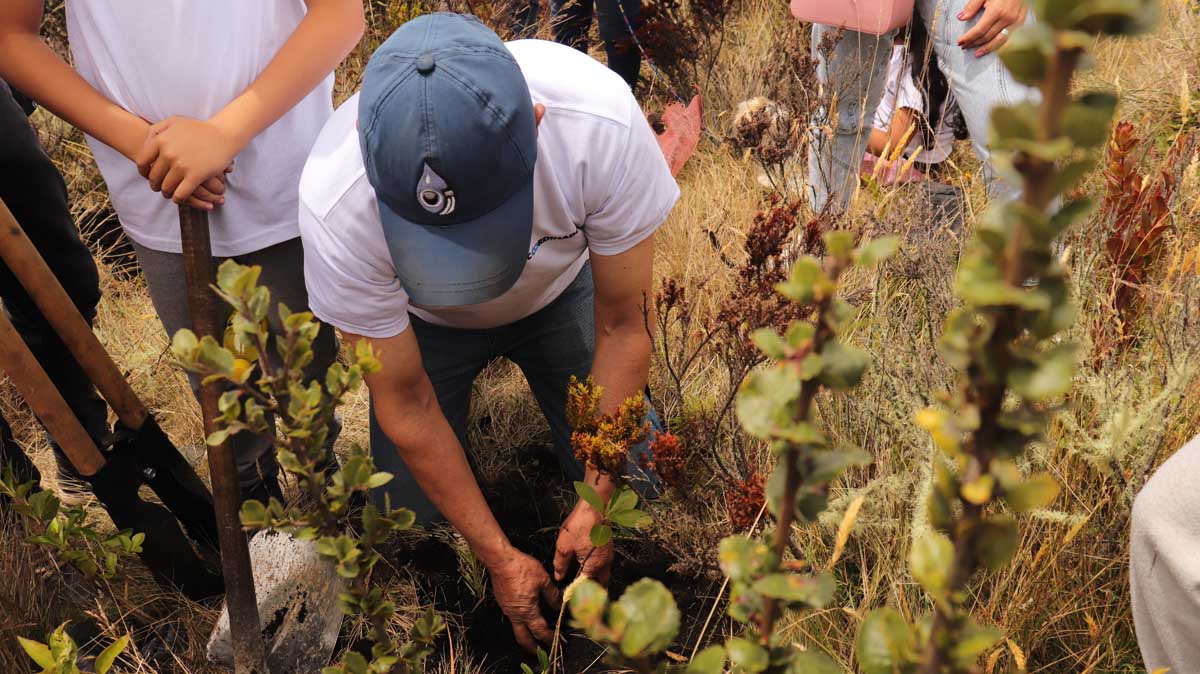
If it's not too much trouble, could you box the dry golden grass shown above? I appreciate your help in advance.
[2,1,1199,672]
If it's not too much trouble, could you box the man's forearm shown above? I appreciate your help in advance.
[0,33,146,159]
[585,325,653,500]
[374,385,516,567]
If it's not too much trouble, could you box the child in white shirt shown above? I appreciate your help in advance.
[0,0,365,503]
[867,27,966,172]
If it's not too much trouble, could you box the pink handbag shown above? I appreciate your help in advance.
[790,0,915,35]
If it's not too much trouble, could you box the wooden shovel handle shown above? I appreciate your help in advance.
[0,307,105,476]
[0,197,149,429]
[179,205,266,673]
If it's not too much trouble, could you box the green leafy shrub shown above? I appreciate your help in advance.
[0,469,143,581]
[567,231,899,673]
[856,1,1160,672]
[172,260,443,673]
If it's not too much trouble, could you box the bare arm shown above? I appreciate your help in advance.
[589,234,656,452]
[0,0,148,159]
[553,234,656,583]
[348,326,558,651]
[137,0,365,204]
[868,107,918,158]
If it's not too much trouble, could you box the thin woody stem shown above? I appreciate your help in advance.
[920,45,1081,674]
[756,258,846,641]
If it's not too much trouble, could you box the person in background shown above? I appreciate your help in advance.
[808,0,1034,215]
[511,0,541,38]
[865,22,968,230]
[1131,434,1200,673]
[297,14,676,653]
[0,79,108,499]
[553,0,641,88]
[866,28,963,171]
[0,0,364,504]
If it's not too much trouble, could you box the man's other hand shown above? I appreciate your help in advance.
[489,549,561,652]
[553,498,615,586]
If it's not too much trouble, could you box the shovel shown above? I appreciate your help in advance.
[0,306,223,598]
[179,206,343,674]
[0,197,220,552]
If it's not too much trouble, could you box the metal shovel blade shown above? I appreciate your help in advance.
[112,417,219,550]
[87,452,225,600]
[206,530,344,673]
[0,304,224,601]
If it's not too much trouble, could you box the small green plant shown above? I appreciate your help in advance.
[172,260,443,673]
[855,1,1160,673]
[0,468,143,580]
[18,622,129,674]
[567,376,654,546]
[568,230,899,673]
[521,647,551,674]
[574,481,652,547]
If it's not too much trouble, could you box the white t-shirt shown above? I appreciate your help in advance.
[872,45,957,165]
[298,40,679,338]
[65,0,333,256]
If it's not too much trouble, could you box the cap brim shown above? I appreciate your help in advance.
[377,179,533,307]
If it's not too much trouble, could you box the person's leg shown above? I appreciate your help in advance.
[552,0,594,52]
[0,80,107,480]
[235,238,342,478]
[918,0,1040,202]
[504,263,661,496]
[807,25,895,214]
[923,178,967,233]
[1131,434,1200,673]
[367,315,493,524]
[511,0,540,39]
[132,241,283,504]
[596,0,641,88]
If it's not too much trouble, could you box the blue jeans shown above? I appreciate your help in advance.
[808,0,1040,213]
[552,0,641,88]
[369,263,660,523]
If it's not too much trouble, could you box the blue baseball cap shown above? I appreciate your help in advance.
[358,13,537,307]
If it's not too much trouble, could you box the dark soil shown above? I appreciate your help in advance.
[391,448,717,673]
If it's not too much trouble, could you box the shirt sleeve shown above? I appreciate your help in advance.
[582,94,681,256]
[873,49,903,131]
[299,196,413,340]
[895,55,926,115]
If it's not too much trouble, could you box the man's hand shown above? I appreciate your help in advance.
[958,0,1028,57]
[489,549,562,653]
[553,498,615,586]
[135,116,237,209]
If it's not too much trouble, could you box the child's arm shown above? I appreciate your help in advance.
[136,0,365,206]
[0,0,147,159]
[868,107,918,158]
[0,0,226,209]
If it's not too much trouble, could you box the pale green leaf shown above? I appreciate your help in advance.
[610,579,680,657]
[910,532,955,595]
[726,637,769,673]
[1004,473,1061,512]
[94,635,130,674]
[17,637,54,668]
[687,645,726,674]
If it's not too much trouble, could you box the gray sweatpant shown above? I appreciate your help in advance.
[1131,433,1200,673]
[133,237,340,503]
